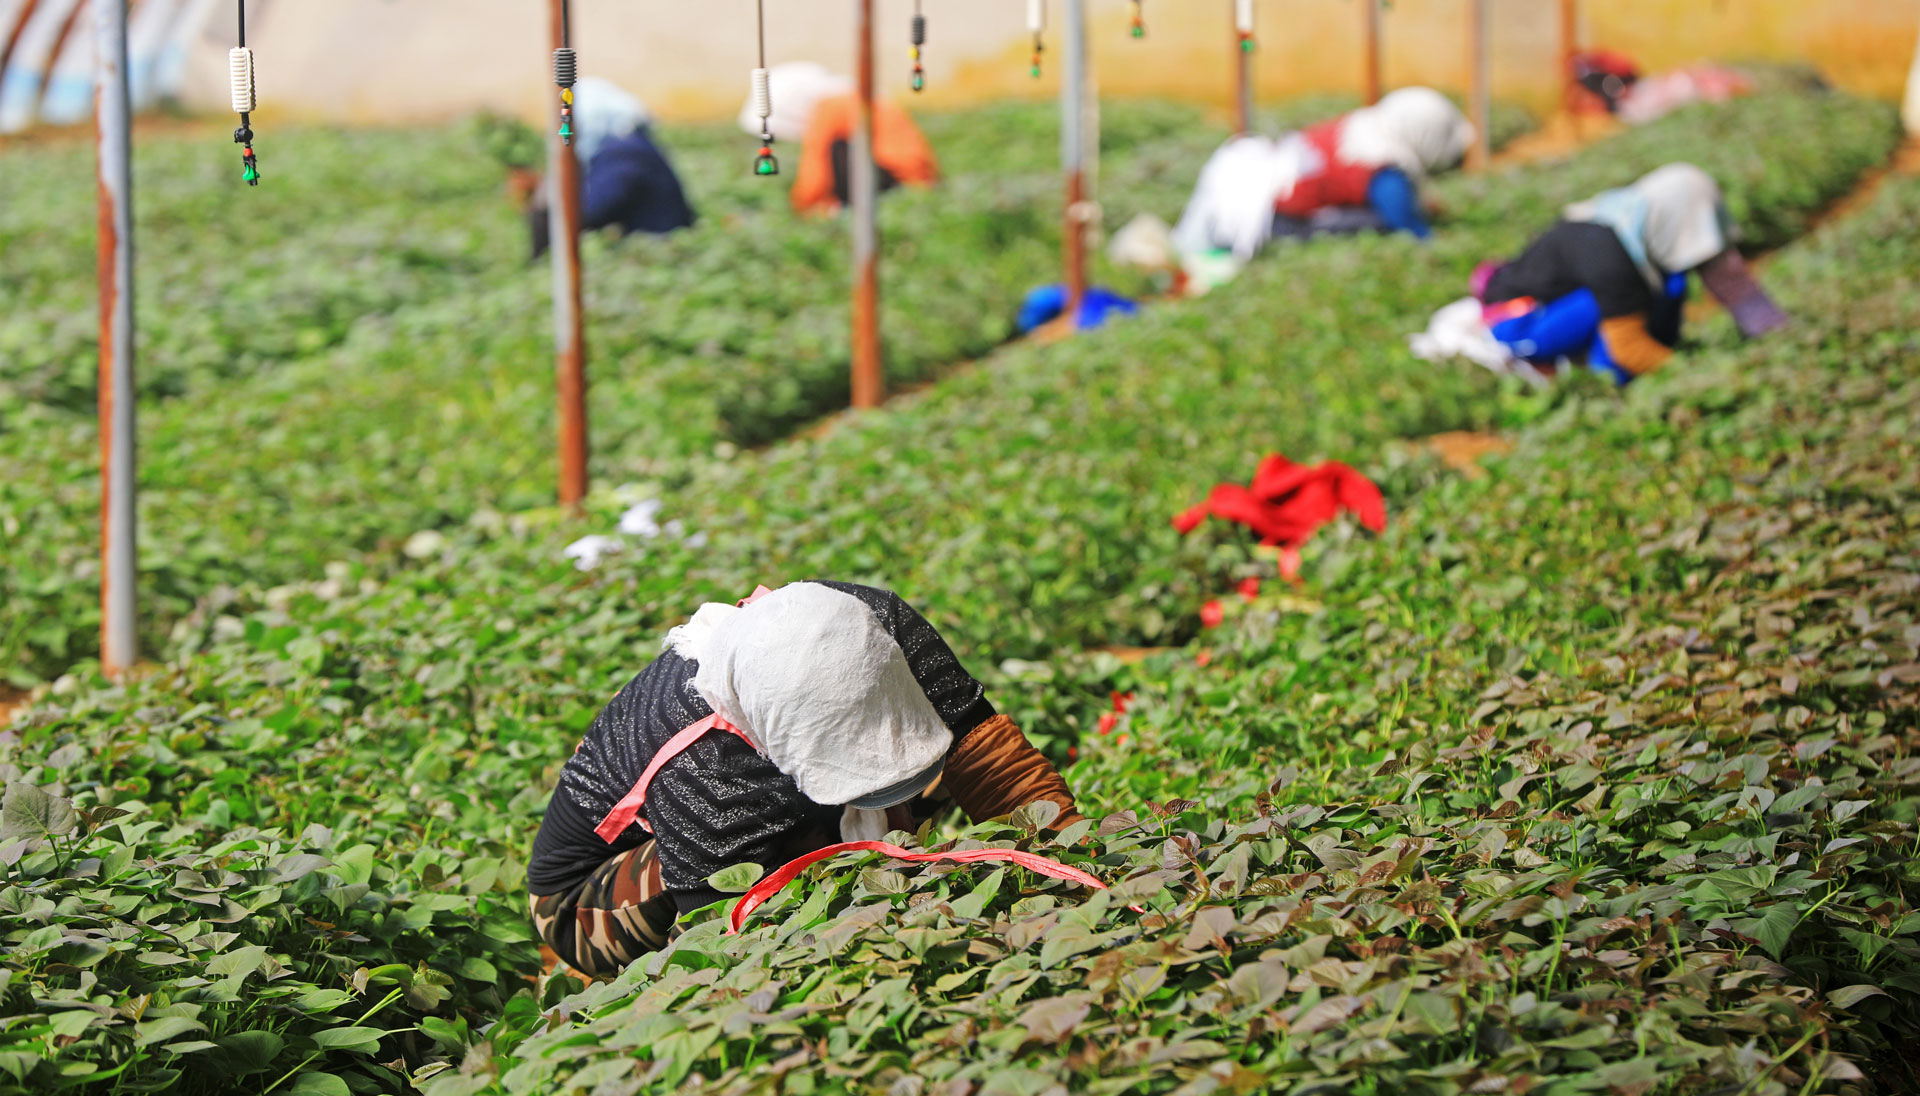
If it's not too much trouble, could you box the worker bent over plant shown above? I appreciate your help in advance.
[1477,162,1788,383]
[526,581,1081,978]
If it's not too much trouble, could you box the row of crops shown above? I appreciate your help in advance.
[0,95,1530,684]
[0,81,1910,1093]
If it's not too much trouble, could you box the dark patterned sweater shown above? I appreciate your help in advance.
[526,582,995,914]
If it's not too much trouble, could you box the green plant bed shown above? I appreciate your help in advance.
[431,164,1920,1096]
[0,97,1908,1096]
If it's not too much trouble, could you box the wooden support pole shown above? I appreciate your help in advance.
[1060,0,1088,319]
[548,0,588,510]
[1467,0,1490,171]
[95,0,136,677]
[1560,0,1579,115]
[850,0,882,409]
[1361,0,1382,105]
[1232,0,1252,135]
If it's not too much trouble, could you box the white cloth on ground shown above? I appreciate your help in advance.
[1409,297,1547,388]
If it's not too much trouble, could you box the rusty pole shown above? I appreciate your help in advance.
[1060,0,1088,319]
[0,0,46,85]
[548,0,588,510]
[850,0,883,409]
[1560,0,1579,116]
[1232,0,1252,135]
[95,0,135,678]
[1466,0,1490,171]
[1361,0,1382,105]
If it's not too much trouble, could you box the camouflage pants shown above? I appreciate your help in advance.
[528,840,678,980]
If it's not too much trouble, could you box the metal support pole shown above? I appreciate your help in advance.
[1232,0,1252,135]
[850,0,882,409]
[548,0,588,510]
[1361,0,1382,105]
[0,0,46,84]
[1559,0,1578,116]
[1060,0,1088,319]
[95,0,135,678]
[1467,0,1490,171]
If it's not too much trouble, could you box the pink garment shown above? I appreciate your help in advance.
[1618,66,1754,125]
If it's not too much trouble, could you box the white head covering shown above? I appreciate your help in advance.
[1172,133,1318,260]
[736,61,855,144]
[664,583,952,812]
[1565,162,1734,287]
[572,77,653,166]
[1337,87,1475,181]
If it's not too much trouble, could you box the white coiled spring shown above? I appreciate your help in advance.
[553,46,577,88]
[1236,0,1254,34]
[228,47,256,114]
[1027,0,1045,33]
[750,67,772,126]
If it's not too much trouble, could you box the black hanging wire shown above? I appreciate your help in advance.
[553,0,577,145]
[909,0,926,92]
[231,0,259,184]
[751,0,778,175]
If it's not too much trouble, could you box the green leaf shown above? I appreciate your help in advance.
[308,1026,386,1054]
[134,1016,207,1047]
[284,1072,353,1096]
[707,861,766,893]
[1827,984,1890,1009]
[1,783,78,842]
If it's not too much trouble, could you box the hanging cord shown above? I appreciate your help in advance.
[751,0,778,175]
[1130,0,1145,39]
[229,0,258,185]
[552,1,577,145]
[1027,0,1045,78]
[909,0,926,92]
[1236,0,1256,53]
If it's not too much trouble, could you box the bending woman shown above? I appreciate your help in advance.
[527,581,1081,978]
[1175,87,1474,260]
[1479,163,1788,384]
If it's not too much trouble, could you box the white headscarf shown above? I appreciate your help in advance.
[1565,162,1734,287]
[1337,86,1475,182]
[1173,133,1319,260]
[572,77,653,167]
[664,583,952,826]
[736,61,855,145]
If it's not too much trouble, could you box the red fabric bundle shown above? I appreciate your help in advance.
[1172,454,1386,550]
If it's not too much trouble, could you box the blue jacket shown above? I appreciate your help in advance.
[582,128,696,236]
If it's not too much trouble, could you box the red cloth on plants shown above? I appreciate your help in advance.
[1172,454,1386,550]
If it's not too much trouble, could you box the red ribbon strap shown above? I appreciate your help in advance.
[593,713,753,842]
[728,840,1107,934]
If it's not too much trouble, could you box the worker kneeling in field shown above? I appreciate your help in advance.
[529,77,695,259]
[741,62,940,215]
[1477,162,1788,383]
[527,581,1081,978]
[1174,86,1474,262]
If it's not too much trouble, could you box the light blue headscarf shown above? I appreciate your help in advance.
[1565,162,1735,288]
[573,77,653,167]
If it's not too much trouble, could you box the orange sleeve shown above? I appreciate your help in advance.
[872,100,939,187]
[791,95,855,214]
[1599,314,1675,376]
[942,715,1083,830]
